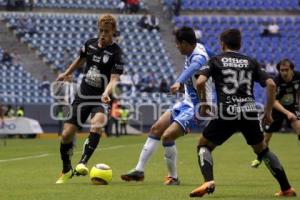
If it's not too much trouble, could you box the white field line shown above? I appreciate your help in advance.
[0,154,49,163]
[0,143,141,163]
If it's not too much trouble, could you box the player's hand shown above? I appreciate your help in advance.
[263,111,273,126]
[56,73,72,82]
[170,83,182,94]
[101,93,111,104]
[286,112,297,122]
[200,104,212,117]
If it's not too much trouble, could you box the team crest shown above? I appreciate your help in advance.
[103,55,109,63]
[294,84,299,90]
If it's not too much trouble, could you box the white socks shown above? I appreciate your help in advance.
[164,143,177,179]
[135,136,160,171]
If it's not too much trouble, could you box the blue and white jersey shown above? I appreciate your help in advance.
[182,43,213,108]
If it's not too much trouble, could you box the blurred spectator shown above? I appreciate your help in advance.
[41,75,50,91]
[138,13,148,29]
[127,0,140,13]
[260,22,280,37]
[140,72,156,92]
[62,48,73,69]
[118,0,126,13]
[16,106,24,117]
[132,72,141,91]
[173,0,181,16]
[16,18,38,37]
[163,0,174,19]
[146,14,160,31]
[266,62,277,77]
[268,22,280,36]
[120,71,133,86]
[29,0,34,10]
[4,105,15,118]
[194,29,202,43]
[0,103,4,128]
[6,0,16,11]
[111,100,120,137]
[159,79,169,93]
[1,50,13,63]
[119,106,129,135]
[113,30,123,44]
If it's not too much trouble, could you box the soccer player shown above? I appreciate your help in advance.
[251,58,300,168]
[190,29,296,197]
[55,14,124,184]
[120,27,212,185]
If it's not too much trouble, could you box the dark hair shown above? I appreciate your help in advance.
[175,26,197,45]
[276,58,295,71]
[220,29,242,50]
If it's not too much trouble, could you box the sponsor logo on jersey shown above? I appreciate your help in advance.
[103,54,110,63]
[104,50,113,55]
[88,45,97,50]
[92,55,101,63]
[221,57,249,68]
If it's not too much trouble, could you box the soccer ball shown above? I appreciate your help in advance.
[89,163,112,185]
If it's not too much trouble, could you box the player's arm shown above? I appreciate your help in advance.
[57,42,88,81]
[170,55,207,94]
[102,48,124,104]
[254,61,276,125]
[56,56,85,81]
[265,78,276,114]
[197,61,213,116]
[273,101,297,121]
[101,74,120,104]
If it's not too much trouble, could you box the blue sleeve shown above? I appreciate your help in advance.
[176,55,207,84]
[206,48,216,57]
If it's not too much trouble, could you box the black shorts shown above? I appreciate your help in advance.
[265,109,300,133]
[203,114,264,146]
[65,98,109,128]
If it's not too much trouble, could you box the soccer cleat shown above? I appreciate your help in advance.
[275,188,297,197]
[164,176,180,185]
[55,170,74,184]
[251,159,261,168]
[74,163,89,176]
[120,169,144,181]
[189,181,215,197]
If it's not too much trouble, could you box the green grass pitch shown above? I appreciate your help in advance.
[0,134,299,200]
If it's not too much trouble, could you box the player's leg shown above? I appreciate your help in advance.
[252,142,296,196]
[243,118,296,197]
[251,111,283,168]
[121,111,171,181]
[76,110,106,176]
[190,136,217,197]
[190,119,235,197]
[56,123,78,184]
[161,122,184,185]
[290,119,300,142]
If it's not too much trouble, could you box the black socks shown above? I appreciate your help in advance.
[79,132,101,164]
[60,142,73,173]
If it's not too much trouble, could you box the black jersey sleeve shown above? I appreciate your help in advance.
[199,59,213,78]
[253,60,269,87]
[111,47,124,75]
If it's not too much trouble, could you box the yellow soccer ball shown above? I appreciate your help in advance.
[90,163,112,185]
